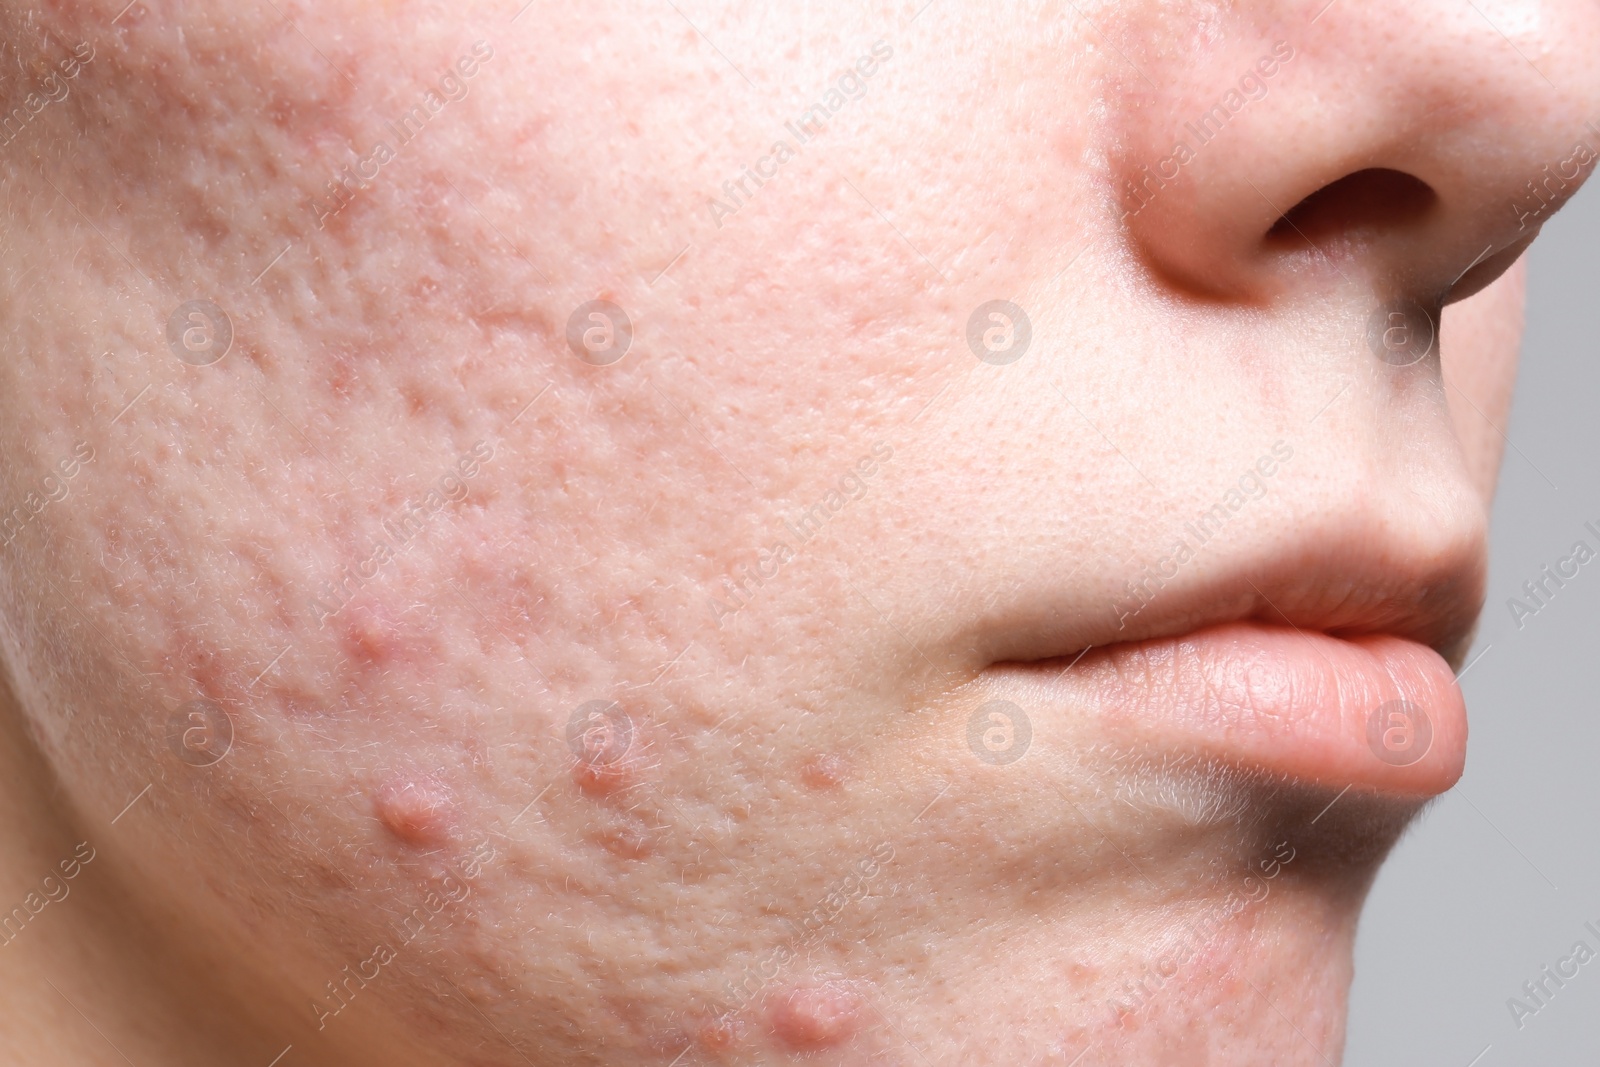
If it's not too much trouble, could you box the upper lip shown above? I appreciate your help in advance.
[977,515,1487,673]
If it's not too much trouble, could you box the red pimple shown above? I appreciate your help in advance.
[799,753,847,790]
[568,704,638,797]
[1061,1025,1092,1053]
[342,607,399,667]
[572,757,633,797]
[696,1013,744,1051]
[769,981,863,1051]
[374,776,455,847]
[190,654,231,703]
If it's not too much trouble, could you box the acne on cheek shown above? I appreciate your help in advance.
[307,597,446,711]
[569,704,646,799]
[694,1013,744,1051]
[161,569,436,717]
[571,753,637,797]
[373,775,456,847]
[799,753,848,790]
[341,607,409,668]
[768,981,866,1051]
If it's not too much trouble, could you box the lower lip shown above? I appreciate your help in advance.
[1017,621,1467,795]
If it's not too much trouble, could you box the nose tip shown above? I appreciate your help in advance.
[1110,2,1600,305]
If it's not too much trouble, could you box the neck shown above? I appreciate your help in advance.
[0,676,266,1064]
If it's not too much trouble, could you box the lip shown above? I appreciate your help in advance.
[1002,620,1466,796]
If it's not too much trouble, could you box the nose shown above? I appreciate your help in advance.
[1112,1,1600,306]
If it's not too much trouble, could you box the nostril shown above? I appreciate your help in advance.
[1265,168,1438,250]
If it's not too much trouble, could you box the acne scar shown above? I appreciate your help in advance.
[769,981,863,1050]
[374,775,454,847]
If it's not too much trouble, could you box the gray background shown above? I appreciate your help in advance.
[1346,181,1600,1062]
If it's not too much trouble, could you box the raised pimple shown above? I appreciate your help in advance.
[1067,961,1100,986]
[373,775,454,847]
[571,754,635,797]
[695,1013,743,1052]
[799,753,847,790]
[568,701,638,797]
[769,981,863,1051]
[341,602,408,668]
[343,614,395,666]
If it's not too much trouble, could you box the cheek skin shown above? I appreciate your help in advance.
[0,0,1587,1060]
[1441,258,1525,502]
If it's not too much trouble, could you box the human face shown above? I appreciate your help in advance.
[0,1,1595,1064]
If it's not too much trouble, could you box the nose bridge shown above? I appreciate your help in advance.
[1109,0,1600,305]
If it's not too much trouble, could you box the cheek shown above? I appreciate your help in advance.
[1440,258,1525,501]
